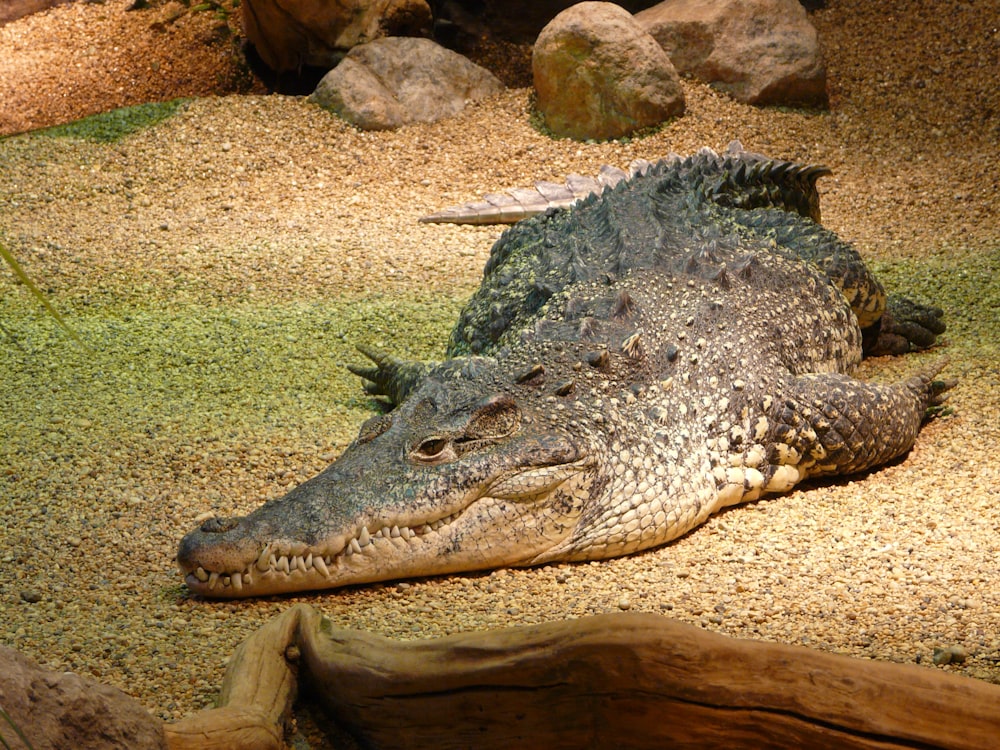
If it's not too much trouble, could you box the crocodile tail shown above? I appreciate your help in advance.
[419,176,601,225]
[702,141,832,223]
[419,162,656,225]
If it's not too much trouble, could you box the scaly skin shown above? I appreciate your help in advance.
[177,144,949,598]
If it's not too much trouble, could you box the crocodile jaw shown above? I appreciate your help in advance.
[177,449,593,598]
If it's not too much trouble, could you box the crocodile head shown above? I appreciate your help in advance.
[177,360,597,597]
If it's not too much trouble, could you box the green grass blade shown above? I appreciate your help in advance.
[0,240,84,345]
[34,98,190,143]
[0,705,34,750]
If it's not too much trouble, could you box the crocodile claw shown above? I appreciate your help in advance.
[911,358,957,420]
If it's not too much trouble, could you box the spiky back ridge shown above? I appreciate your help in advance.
[447,145,840,357]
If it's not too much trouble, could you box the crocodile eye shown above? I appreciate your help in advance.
[413,437,450,461]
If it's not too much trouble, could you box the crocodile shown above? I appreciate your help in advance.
[177,142,949,598]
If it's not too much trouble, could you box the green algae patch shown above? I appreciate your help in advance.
[0,292,462,481]
[33,98,192,143]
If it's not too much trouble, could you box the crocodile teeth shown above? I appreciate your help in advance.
[256,547,271,572]
[313,556,330,577]
[390,525,401,538]
[295,555,308,573]
[231,572,243,592]
[350,538,362,554]
[194,566,209,582]
[358,526,371,547]
[276,556,290,574]
[208,571,220,589]
[420,524,433,534]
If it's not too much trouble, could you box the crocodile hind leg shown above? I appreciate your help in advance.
[862,294,947,356]
[733,208,946,355]
[721,363,955,505]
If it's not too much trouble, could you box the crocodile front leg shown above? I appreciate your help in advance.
[715,363,954,507]
[347,344,431,407]
[767,363,953,484]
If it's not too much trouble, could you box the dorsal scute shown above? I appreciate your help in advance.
[690,141,832,222]
[428,355,498,381]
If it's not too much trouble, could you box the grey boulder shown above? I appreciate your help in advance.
[310,36,504,130]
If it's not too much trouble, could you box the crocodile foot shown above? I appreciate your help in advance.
[346,345,429,407]
[912,358,957,420]
[864,294,946,356]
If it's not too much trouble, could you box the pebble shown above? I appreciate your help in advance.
[932,645,969,666]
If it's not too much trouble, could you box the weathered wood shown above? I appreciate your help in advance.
[166,604,1000,750]
[164,603,303,750]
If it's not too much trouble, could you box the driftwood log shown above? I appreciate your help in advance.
[165,604,1000,750]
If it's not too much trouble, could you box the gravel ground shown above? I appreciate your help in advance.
[1,0,998,738]
[0,0,264,136]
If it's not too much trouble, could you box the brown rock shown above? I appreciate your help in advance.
[0,0,73,26]
[241,0,433,73]
[433,0,661,44]
[0,645,166,750]
[309,37,503,130]
[637,0,827,106]
[532,1,685,141]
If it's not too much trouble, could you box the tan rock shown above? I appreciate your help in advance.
[637,0,827,106]
[242,0,433,73]
[0,0,72,26]
[309,37,504,130]
[533,1,685,141]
